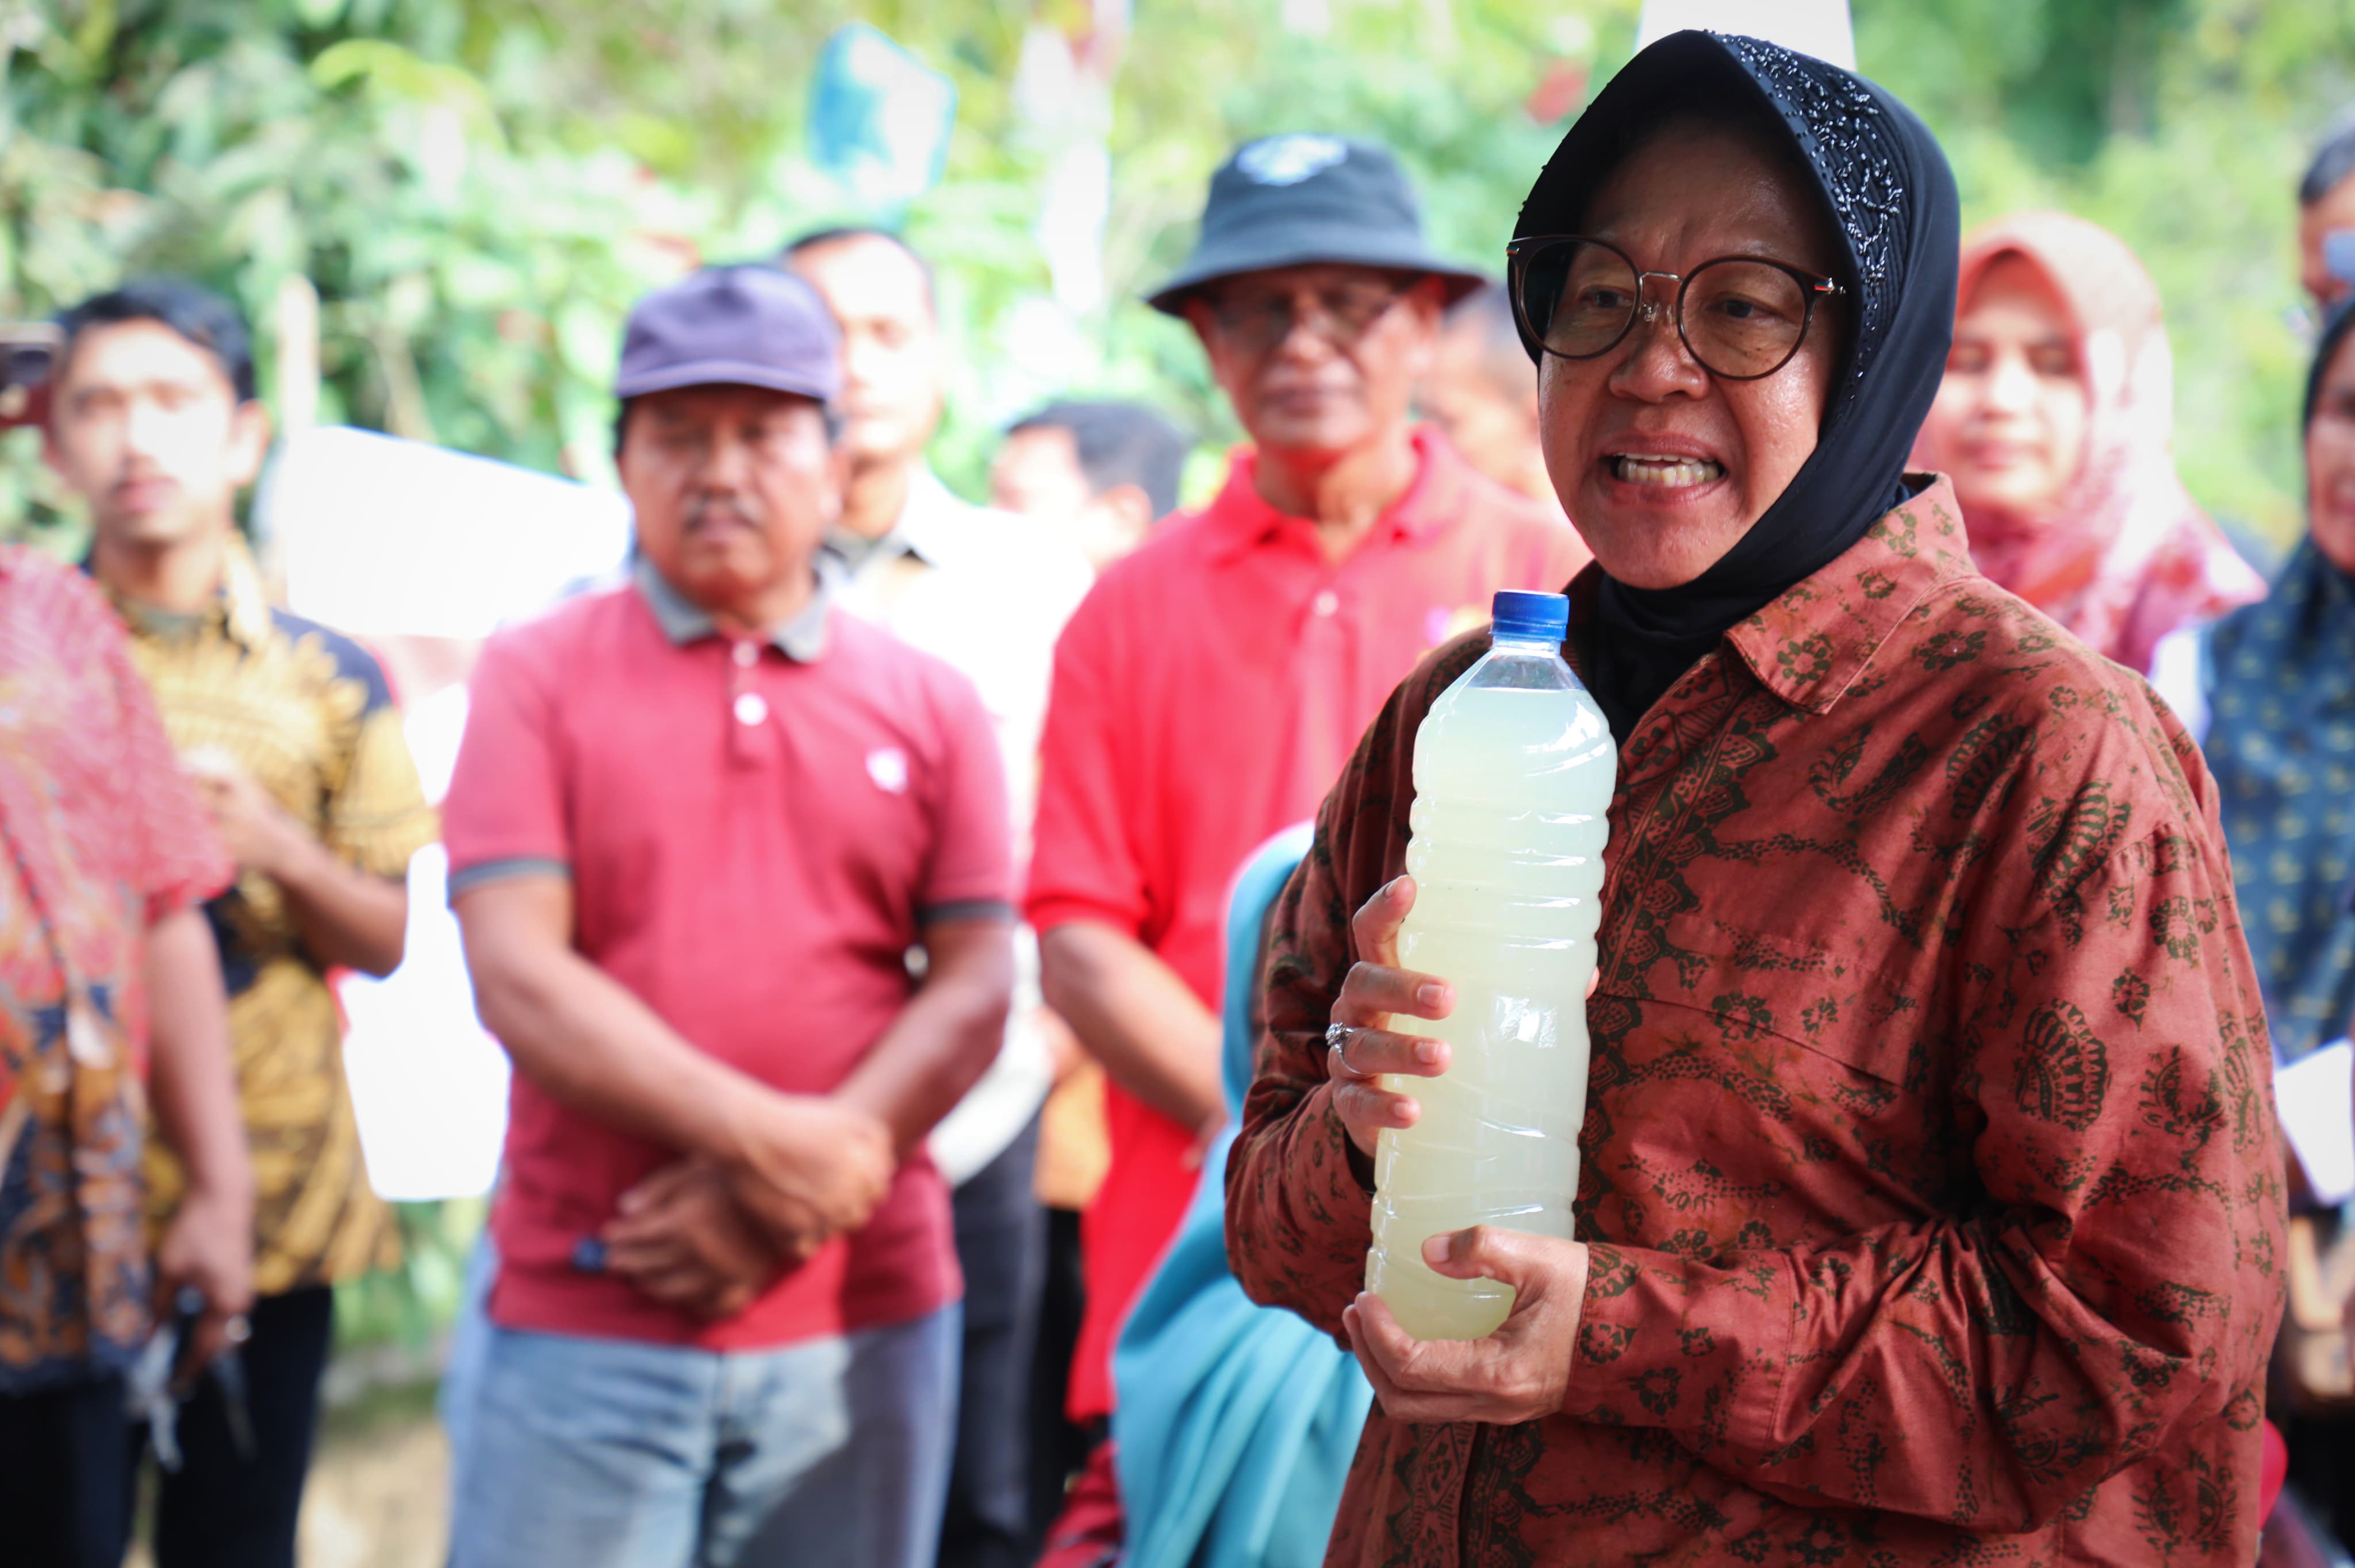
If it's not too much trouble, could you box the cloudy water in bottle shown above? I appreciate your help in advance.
[1366,589,1615,1341]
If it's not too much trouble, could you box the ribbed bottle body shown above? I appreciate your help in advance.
[1365,646,1614,1340]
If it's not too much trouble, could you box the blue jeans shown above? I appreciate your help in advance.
[448,1308,960,1568]
[941,1113,1044,1568]
[437,1228,497,1484]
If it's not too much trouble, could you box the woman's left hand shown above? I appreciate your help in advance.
[1343,1227,1589,1426]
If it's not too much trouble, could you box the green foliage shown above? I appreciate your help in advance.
[1861,0,2193,163]
[5,0,1636,525]
[333,1197,484,1352]
[13,0,2345,551]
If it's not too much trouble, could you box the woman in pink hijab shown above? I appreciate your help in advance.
[1915,211,2264,671]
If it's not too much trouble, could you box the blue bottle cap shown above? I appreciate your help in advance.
[1491,590,1568,643]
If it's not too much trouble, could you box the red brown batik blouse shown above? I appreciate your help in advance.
[1227,478,2285,1567]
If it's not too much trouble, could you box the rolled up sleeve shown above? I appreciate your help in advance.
[324,672,438,881]
[442,630,570,898]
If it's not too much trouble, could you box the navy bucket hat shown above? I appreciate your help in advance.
[1146,134,1486,316]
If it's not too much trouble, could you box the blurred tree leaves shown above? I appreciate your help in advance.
[1859,0,2355,547]
[4,0,2352,550]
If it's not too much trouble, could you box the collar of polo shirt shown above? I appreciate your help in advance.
[633,553,836,662]
[823,465,977,578]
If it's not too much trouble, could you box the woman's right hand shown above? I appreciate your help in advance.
[1327,875,1456,1158]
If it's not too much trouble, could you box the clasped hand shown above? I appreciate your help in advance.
[183,750,305,878]
[1328,874,1592,1427]
[603,1093,893,1320]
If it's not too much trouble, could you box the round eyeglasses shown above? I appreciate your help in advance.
[1505,235,1844,382]
[1201,279,1415,357]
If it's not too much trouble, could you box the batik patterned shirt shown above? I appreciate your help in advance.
[2201,540,2355,1064]
[110,539,436,1294]
[0,547,231,1388]
[1229,479,2285,1566]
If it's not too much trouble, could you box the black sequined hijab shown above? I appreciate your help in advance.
[1514,31,1961,737]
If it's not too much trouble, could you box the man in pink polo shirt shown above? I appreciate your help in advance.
[442,266,1014,1568]
[1027,134,1589,1548]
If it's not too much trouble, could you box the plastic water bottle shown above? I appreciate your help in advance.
[1365,590,1616,1341]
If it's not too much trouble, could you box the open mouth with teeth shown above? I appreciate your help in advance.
[1609,454,1727,487]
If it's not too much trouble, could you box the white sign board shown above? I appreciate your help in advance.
[262,430,629,1198]
[337,685,513,1201]
[264,425,631,639]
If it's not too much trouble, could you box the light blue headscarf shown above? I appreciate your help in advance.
[1113,824,1373,1568]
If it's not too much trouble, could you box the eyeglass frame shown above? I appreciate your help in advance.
[1194,274,1421,356]
[1503,234,1846,382]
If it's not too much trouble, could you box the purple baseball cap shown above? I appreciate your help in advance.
[613,264,842,403]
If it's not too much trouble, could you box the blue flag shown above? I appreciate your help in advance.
[807,23,957,210]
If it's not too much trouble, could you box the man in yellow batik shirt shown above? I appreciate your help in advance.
[46,277,436,1568]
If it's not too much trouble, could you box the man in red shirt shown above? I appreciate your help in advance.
[1026,133,1590,1541]
[441,266,1014,1568]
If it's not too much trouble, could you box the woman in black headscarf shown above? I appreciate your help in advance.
[1520,30,1963,740]
[1228,32,2283,1566]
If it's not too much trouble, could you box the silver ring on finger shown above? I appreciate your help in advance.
[1326,1021,1372,1080]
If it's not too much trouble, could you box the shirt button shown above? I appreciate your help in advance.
[731,640,760,668]
[1311,590,1340,618]
[733,691,769,727]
